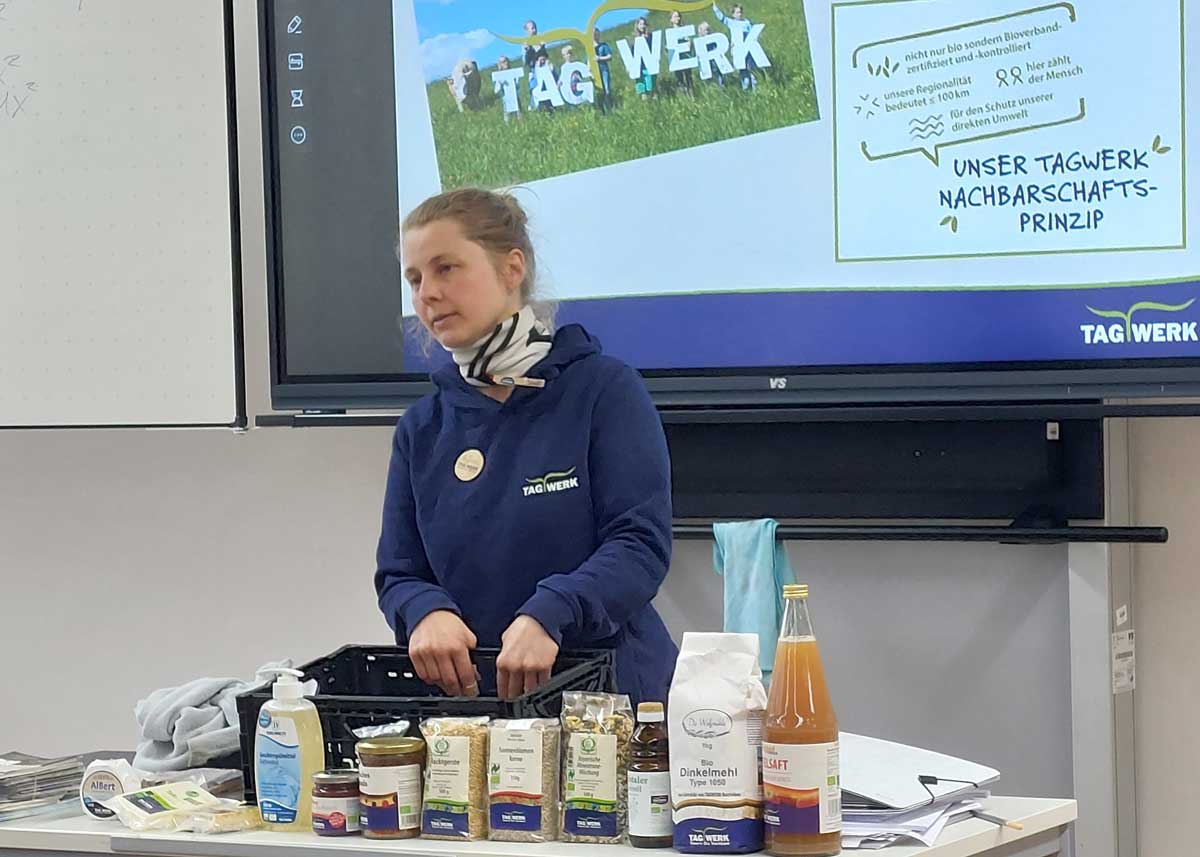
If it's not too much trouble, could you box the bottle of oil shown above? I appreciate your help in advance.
[628,702,673,848]
[763,585,840,856]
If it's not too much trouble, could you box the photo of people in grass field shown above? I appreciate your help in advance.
[412,0,819,189]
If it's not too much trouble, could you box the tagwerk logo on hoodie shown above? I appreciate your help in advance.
[523,467,580,497]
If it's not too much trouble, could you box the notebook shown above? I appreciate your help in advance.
[839,732,1000,812]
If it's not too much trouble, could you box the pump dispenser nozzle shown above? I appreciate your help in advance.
[259,667,306,700]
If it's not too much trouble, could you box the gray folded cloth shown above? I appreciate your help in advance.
[133,660,315,773]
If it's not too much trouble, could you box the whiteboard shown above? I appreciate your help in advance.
[0,0,240,427]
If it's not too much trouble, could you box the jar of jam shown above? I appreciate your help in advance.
[357,737,426,840]
[312,770,361,837]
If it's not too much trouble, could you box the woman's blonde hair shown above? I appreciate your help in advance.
[398,188,556,352]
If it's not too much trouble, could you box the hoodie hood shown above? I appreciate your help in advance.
[431,323,601,406]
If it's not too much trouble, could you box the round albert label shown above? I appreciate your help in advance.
[454,449,484,482]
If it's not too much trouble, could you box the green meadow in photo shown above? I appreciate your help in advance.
[424,0,820,189]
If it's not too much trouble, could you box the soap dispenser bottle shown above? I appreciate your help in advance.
[254,667,325,831]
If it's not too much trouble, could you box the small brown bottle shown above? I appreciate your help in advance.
[628,701,672,848]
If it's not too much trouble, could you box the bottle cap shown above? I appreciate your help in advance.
[637,702,665,722]
[356,737,426,757]
[260,667,306,700]
[782,583,809,599]
[313,770,359,786]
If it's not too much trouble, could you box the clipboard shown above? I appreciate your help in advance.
[840,732,1000,812]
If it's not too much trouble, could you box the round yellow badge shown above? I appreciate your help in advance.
[454,449,485,482]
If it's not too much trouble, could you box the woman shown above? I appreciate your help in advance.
[593,27,614,113]
[374,188,677,705]
[633,17,656,99]
[521,19,550,97]
[713,3,759,91]
[668,11,695,97]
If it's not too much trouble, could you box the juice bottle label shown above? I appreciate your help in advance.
[762,741,841,835]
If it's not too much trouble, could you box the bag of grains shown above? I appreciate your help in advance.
[560,692,635,844]
[488,718,561,842]
[419,716,489,840]
[669,632,768,853]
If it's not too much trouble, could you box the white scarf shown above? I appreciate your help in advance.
[450,306,553,388]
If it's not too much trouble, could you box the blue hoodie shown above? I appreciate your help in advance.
[375,324,677,704]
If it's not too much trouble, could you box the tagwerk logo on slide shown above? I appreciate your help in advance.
[1080,298,1197,345]
[496,0,770,92]
[522,467,580,497]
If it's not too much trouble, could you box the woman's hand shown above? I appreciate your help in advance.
[409,610,479,697]
[497,615,560,700]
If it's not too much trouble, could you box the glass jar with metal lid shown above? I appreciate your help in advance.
[312,770,361,837]
[357,737,426,839]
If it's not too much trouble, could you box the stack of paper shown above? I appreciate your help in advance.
[842,796,986,849]
[0,752,86,823]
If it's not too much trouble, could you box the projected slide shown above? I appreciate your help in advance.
[389,0,1196,370]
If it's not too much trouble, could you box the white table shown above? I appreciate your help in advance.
[0,797,1076,857]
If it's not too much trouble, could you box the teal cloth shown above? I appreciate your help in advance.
[712,519,795,678]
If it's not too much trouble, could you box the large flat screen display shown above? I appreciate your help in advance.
[261,0,1200,409]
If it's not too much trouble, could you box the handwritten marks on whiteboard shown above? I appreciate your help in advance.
[0,54,35,119]
[0,52,35,121]
[0,0,84,22]
[0,1,83,121]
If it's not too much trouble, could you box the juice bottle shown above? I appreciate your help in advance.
[763,584,840,857]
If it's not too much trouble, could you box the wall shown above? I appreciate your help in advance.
[0,3,1073,801]
[1130,419,1200,857]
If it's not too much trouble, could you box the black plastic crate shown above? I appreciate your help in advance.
[236,645,615,803]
